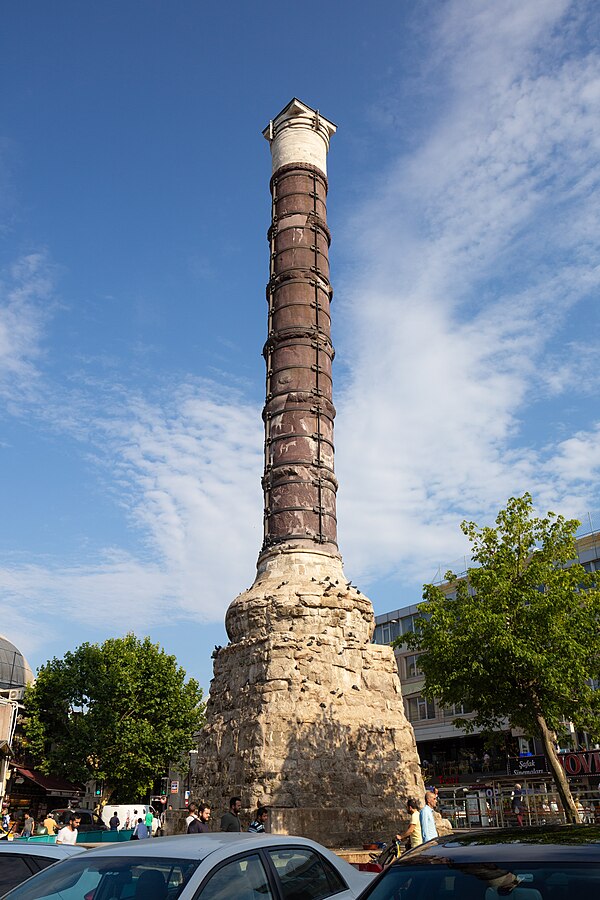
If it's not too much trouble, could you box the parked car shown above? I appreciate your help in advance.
[48,809,107,834]
[0,832,373,899]
[354,824,600,900]
[0,841,85,896]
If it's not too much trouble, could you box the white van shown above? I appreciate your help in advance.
[100,804,160,835]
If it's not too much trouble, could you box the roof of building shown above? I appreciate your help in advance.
[0,635,34,691]
[14,767,82,796]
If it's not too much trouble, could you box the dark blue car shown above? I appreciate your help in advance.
[356,825,600,900]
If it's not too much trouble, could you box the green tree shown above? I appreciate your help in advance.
[24,633,205,801]
[400,494,600,823]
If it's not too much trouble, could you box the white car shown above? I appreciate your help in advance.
[1,832,372,899]
[0,841,85,896]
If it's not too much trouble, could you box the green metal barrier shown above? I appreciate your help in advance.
[12,829,135,844]
[78,829,134,842]
[13,835,57,844]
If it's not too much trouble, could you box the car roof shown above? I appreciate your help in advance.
[49,808,91,814]
[0,843,85,859]
[82,832,348,862]
[397,825,600,864]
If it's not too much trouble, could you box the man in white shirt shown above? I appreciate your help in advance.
[185,803,198,829]
[419,791,438,843]
[57,814,80,844]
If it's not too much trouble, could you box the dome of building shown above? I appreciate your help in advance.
[0,634,34,691]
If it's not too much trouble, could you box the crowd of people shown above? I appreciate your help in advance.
[0,810,82,843]
[184,796,269,836]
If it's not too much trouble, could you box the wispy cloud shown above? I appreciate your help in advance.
[336,0,600,583]
[2,0,600,659]
[0,253,55,406]
[97,385,263,620]
[0,380,263,639]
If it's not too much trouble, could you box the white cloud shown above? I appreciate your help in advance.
[100,385,264,620]
[0,253,54,404]
[336,0,600,583]
[0,381,264,633]
[548,426,600,483]
[2,0,600,652]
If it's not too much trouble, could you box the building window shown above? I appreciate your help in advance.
[406,695,436,722]
[374,621,401,645]
[443,702,472,717]
[404,654,422,679]
[401,615,416,635]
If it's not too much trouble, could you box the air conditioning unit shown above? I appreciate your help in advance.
[8,689,23,701]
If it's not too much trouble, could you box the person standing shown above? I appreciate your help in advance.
[396,798,423,850]
[185,803,198,830]
[57,814,81,844]
[21,813,35,838]
[109,811,120,831]
[248,807,269,833]
[133,817,149,839]
[419,791,438,843]
[188,804,211,834]
[43,813,58,836]
[220,796,242,832]
[512,784,524,827]
[144,808,154,835]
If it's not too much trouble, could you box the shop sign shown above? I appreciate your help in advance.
[558,750,600,777]
[507,755,549,776]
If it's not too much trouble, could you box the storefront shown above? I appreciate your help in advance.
[435,750,600,828]
[7,766,82,820]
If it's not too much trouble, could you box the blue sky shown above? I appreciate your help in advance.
[2,0,599,692]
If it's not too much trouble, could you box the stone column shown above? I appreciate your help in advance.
[194,100,424,847]
[261,100,338,559]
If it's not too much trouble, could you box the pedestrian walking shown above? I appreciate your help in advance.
[185,803,198,830]
[21,813,35,838]
[144,808,154,835]
[188,804,211,834]
[132,817,149,839]
[109,811,120,831]
[512,784,524,827]
[57,814,81,844]
[43,813,58,836]
[248,807,269,833]
[220,796,242,832]
[419,791,438,842]
[396,798,423,850]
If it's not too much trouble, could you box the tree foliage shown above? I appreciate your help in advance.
[400,494,600,820]
[24,634,205,801]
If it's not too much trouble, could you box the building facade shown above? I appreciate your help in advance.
[373,528,600,780]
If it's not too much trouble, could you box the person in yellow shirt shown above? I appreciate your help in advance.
[396,797,423,851]
[43,813,58,836]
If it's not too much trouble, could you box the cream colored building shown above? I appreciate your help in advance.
[374,527,600,776]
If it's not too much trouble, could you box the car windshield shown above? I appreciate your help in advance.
[3,854,200,900]
[363,861,600,900]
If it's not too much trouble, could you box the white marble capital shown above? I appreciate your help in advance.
[263,98,336,176]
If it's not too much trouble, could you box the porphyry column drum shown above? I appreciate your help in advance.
[262,161,338,556]
[193,99,424,847]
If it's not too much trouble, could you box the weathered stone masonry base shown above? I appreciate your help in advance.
[194,549,423,846]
